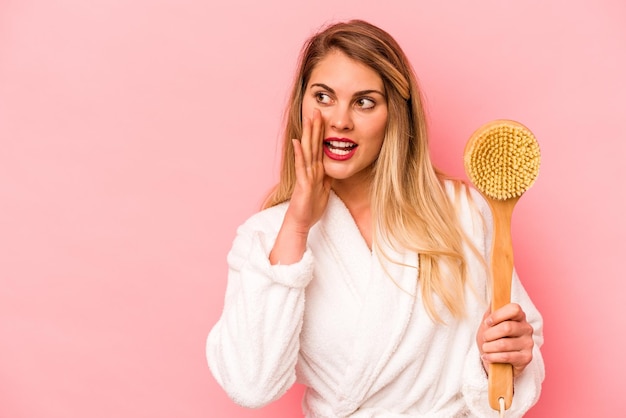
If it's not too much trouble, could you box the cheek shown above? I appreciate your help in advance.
[302,100,331,127]
[301,98,318,119]
[373,113,388,140]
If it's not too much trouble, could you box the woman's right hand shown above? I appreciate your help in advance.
[270,109,331,265]
[288,109,332,232]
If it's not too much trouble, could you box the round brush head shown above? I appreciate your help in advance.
[464,120,541,201]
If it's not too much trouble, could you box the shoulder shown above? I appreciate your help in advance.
[443,179,491,221]
[225,201,291,267]
[237,201,291,235]
[442,179,493,246]
[242,201,289,229]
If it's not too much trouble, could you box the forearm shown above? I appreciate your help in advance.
[269,221,309,265]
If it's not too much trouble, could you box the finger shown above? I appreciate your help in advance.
[481,308,491,323]
[301,115,313,169]
[481,347,533,376]
[482,330,533,352]
[485,303,525,327]
[481,334,534,357]
[293,138,309,181]
[291,139,304,171]
[310,109,324,164]
[481,346,527,361]
[483,318,533,343]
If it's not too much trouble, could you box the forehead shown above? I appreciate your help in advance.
[307,50,384,91]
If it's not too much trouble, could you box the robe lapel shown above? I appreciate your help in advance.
[318,192,373,301]
[319,193,419,414]
[336,243,418,413]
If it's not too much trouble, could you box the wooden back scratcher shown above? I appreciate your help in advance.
[463,120,541,415]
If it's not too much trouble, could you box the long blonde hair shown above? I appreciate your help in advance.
[264,20,473,322]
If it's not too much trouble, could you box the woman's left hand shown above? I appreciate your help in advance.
[476,303,534,377]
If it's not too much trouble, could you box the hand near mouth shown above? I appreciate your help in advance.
[269,109,331,265]
[289,109,332,231]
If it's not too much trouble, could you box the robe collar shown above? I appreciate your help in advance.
[319,191,420,414]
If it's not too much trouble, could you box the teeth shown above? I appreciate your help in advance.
[327,140,355,149]
[328,147,351,156]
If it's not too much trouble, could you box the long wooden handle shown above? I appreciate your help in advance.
[487,197,518,411]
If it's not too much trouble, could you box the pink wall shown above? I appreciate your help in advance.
[1,0,624,416]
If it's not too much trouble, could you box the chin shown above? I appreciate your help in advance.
[322,163,351,180]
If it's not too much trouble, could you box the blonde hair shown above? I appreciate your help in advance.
[264,20,474,322]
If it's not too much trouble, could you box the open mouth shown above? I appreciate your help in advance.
[324,140,357,157]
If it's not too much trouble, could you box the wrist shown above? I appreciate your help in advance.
[269,221,309,265]
[282,211,313,237]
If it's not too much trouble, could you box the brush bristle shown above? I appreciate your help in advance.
[464,120,541,201]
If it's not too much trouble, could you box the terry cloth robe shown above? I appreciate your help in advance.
[207,184,545,417]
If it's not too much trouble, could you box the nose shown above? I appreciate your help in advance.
[329,105,354,132]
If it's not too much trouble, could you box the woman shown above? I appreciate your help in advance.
[207,19,544,417]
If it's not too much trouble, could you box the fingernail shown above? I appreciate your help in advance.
[485,317,493,327]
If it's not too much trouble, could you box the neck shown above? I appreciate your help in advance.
[331,174,372,213]
[332,174,374,250]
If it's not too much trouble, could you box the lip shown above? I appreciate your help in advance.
[323,137,357,161]
[325,137,355,144]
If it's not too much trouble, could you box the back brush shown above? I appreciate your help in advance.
[463,119,541,415]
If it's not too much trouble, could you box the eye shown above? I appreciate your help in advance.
[315,92,332,104]
[356,97,375,109]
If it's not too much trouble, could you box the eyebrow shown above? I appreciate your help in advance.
[309,83,386,98]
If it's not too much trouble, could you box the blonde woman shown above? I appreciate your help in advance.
[207,20,544,417]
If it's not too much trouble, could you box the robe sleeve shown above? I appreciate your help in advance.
[206,216,314,408]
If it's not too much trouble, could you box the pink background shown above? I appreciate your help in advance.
[1,0,624,417]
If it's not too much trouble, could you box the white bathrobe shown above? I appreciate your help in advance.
[207,184,544,417]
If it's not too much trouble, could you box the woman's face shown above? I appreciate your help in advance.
[301,50,388,184]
